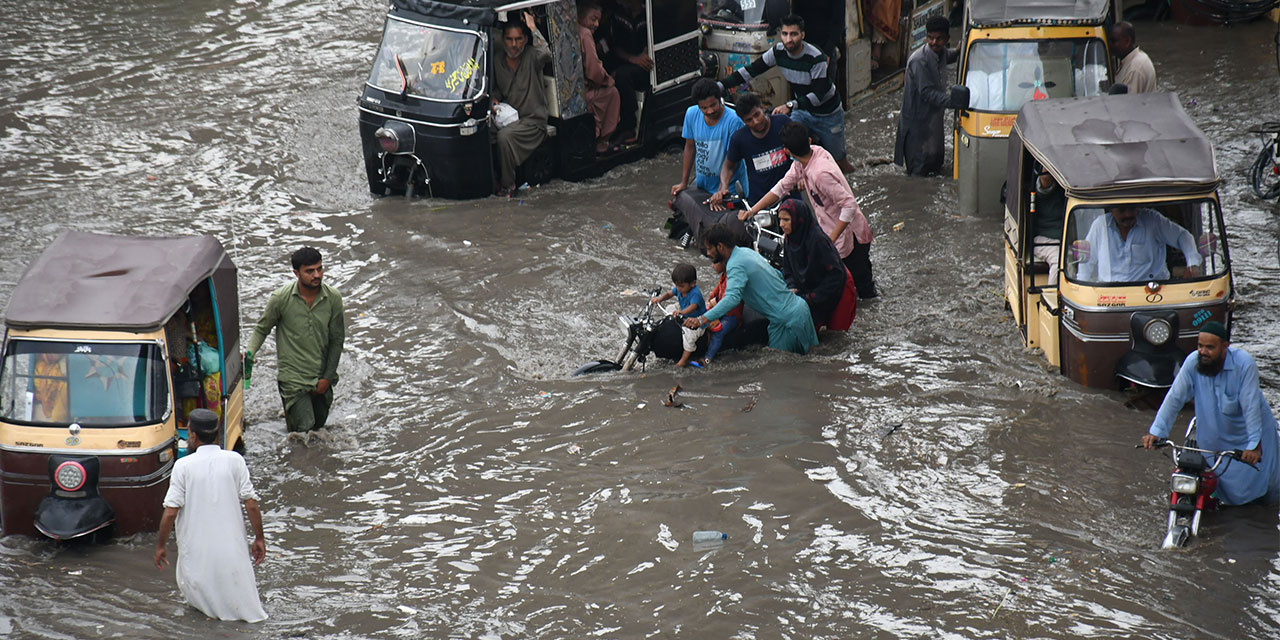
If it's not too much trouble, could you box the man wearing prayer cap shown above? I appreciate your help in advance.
[1142,321,1280,505]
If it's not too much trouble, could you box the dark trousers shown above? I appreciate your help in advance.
[611,63,650,134]
[842,239,877,298]
[283,388,333,433]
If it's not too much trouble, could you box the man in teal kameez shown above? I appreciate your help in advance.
[686,224,817,354]
[246,247,345,432]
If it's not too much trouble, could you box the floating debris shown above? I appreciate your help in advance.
[664,385,683,408]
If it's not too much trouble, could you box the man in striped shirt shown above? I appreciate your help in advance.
[718,14,855,174]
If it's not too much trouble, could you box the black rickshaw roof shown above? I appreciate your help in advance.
[969,0,1110,26]
[1012,92,1220,199]
[4,232,234,331]
[391,0,560,26]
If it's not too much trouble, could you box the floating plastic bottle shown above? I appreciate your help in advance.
[692,530,727,543]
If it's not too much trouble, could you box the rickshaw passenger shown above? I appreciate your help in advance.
[578,2,620,154]
[600,0,651,144]
[493,13,552,197]
[1075,206,1202,283]
[1031,172,1066,282]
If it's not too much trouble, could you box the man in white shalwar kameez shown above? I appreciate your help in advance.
[154,409,268,622]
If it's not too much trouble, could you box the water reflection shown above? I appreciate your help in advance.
[0,1,1277,637]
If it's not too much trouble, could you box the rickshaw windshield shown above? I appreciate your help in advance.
[698,0,768,25]
[367,18,485,101]
[0,340,168,428]
[1063,200,1228,286]
[964,39,1108,112]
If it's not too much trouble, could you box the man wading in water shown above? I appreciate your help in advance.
[246,247,346,432]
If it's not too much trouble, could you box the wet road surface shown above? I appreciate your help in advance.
[0,3,1278,638]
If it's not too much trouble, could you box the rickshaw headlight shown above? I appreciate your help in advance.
[752,211,773,229]
[54,461,87,492]
[1170,472,1198,495]
[375,121,416,154]
[1143,318,1173,346]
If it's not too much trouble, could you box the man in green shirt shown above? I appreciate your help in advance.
[245,247,345,432]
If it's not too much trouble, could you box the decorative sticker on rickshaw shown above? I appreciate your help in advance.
[445,58,479,94]
[1188,288,1211,298]
[430,61,446,74]
[1097,295,1126,307]
[117,440,141,449]
[1192,309,1211,327]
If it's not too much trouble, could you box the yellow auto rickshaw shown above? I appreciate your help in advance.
[1004,92,1234,390]
[0,232,245,540]
[955,0,1115,216]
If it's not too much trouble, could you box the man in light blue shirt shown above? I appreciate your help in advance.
[1076,206,1202,282]
[671,78,747,197]
[1142,322,1280,505]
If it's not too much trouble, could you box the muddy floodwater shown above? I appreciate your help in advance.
[1,2,1279,638]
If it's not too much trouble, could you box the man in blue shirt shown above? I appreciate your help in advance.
[671,78,746,198]
[1075,206,1203,283]
[1142,322,1280,505]
[708,92,792,209]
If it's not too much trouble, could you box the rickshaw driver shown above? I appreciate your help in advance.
[1075,206,1203,283]
[492,12,552,197]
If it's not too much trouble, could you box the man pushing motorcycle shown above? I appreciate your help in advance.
[1141,321,1280,505]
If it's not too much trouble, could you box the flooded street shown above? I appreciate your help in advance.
[1,1,1278,637]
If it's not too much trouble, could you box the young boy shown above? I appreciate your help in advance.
[701,257,742,367]
[650,263,706,367]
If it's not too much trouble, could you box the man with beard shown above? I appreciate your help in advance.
[1142,322,1280,505]
[1075,206,1202,283]
[718,14,856,174]
[685,223,817,354]
[893,16,959,176]
[492,12,552,197]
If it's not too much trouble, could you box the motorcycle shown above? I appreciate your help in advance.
[666,192,785,268]
[573,286,769,375]
[1143,418,1257,549]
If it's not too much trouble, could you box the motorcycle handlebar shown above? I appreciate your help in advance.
[1139,439,1258,470]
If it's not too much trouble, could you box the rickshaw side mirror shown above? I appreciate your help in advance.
[1070,240,1091,264]
[949,85,970,110]
[1197,233,1218,257]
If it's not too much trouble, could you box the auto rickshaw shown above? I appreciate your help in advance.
[358,0,703,199]
[954,0,1115,216]
[0,232,244,540]
[1004,93,1233,390]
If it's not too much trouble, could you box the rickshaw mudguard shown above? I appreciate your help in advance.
[1115,350,1181,389]
[33,494,115,541]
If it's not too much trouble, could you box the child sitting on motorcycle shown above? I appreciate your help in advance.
[701,257,742,367]
[650,263,707,367]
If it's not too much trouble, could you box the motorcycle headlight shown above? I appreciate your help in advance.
[54,461,87,492]
[375,121,416,154]
[1170,472,1198,495]
[1143,318,1173,346]
[752,211,773,229]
